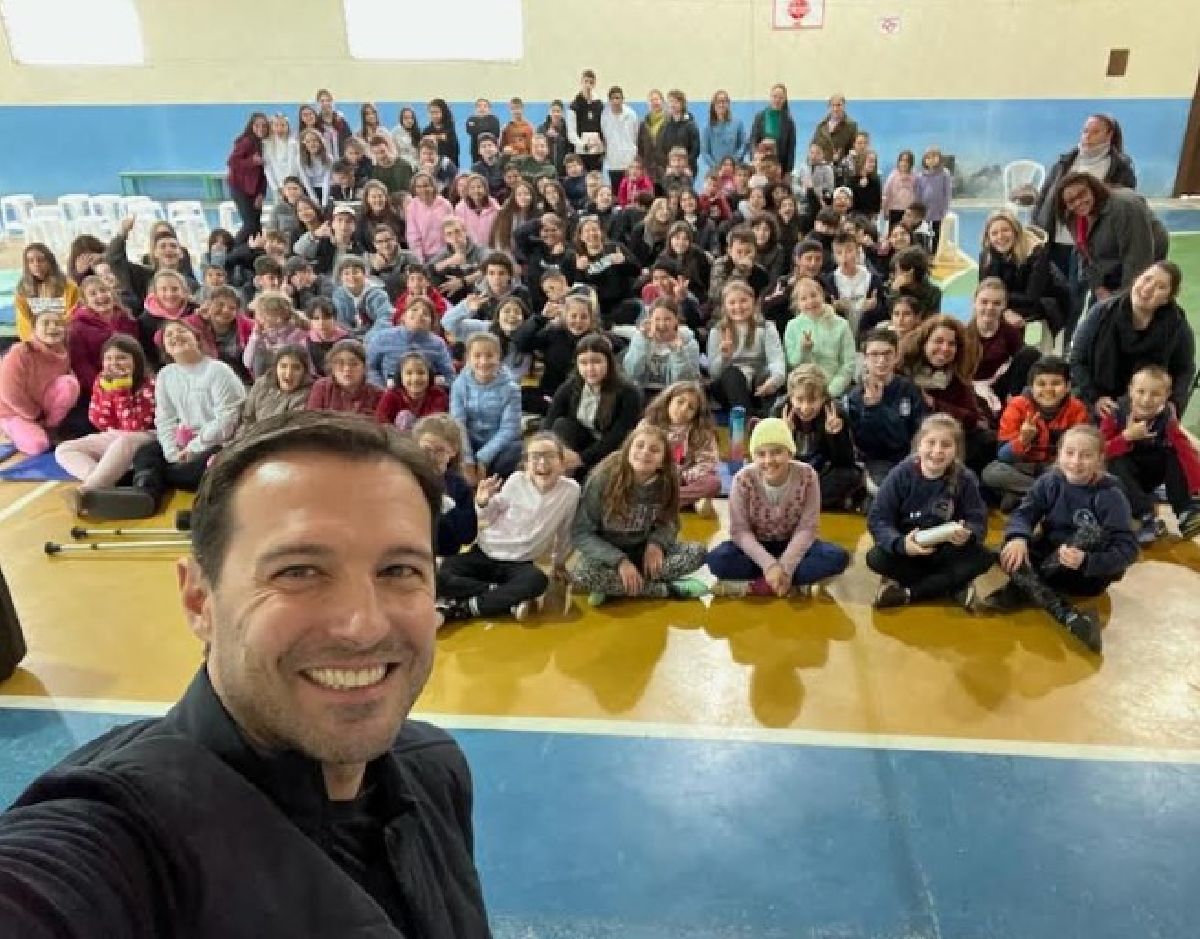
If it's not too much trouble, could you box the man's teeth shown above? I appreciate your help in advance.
[304,666,388,690]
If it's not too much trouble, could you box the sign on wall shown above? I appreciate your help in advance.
[772,0,826,29]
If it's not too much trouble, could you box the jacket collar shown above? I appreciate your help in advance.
[163,668,418,824]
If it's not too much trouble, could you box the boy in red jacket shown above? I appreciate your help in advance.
[982,355,1090,511]
[1101,365,1200,543]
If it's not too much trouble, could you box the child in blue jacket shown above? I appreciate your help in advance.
[450,332,523,481]
[978,425,1137,654]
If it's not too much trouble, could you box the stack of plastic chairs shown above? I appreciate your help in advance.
[218,200,241,233]
[56,194,92,225]
[1,194,36,239]
[25,206,73,258]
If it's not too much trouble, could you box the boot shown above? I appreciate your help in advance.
[976,581,1028,613]
[435,598,473,623]
[1047,597,1103,654]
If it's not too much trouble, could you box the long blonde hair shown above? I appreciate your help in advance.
[980,209,1043,265]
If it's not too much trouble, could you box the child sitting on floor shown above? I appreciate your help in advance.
[977,426,1137,654]
[784,275,855,397]
[867,413,993,609]
[981,355,1089,511]
[1100,365,1200,544]
[641,381,722,517]
[57,335,155,515]
[772,364,863,510]
[243,291,308,380]
[437,432,582,624]
[374,351,449,431]
[451,332,523,481]
[413,414,477,559]
[845,327,927,491]
[570,422,708,606]
[708,417,851,598]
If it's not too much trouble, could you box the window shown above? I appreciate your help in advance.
[1,0,144,66]
[344,0,523,61]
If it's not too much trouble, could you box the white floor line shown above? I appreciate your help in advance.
[0,480,57,525]
[2,693,1199,766]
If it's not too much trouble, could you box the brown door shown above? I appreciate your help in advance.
[1174,71,1200,196]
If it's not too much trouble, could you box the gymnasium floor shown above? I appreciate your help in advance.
[2,210,1200,936]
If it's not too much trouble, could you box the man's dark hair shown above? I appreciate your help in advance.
[191,412,443,585]
[815,207,842,228]
[1028,354,1071,383]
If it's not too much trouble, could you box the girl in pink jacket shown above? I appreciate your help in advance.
[0,309,80,455]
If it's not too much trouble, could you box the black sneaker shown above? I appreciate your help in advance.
[1062,609,1102,654]
[873,580,909,609]
[435,599,473,623]
[951,582,976,611]
[976,582,1027,613]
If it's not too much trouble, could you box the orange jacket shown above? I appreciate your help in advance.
[997,393,1090,464]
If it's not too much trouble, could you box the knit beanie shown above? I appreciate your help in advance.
[749,417,796,455]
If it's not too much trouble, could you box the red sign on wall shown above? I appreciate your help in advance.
[772,0,826,29]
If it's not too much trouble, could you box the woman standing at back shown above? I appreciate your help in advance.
[226,112,269,244]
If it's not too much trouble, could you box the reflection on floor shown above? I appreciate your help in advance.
[2,463,1200,935]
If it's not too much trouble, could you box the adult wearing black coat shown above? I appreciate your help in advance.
[750,84,798,174]
[1032,114,1137,237]
[1069,261,1194,417]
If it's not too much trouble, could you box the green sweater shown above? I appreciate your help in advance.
[783,307,857,397]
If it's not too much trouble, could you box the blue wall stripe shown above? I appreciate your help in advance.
[0,97,1189,201]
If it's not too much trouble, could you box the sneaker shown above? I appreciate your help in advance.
[999,492,1022,513]
[667,577,709,599]
[435,598,473,623]
[747,577,776,597]
[1137,513,1165,546]
[1178,507,1200,541]
[587,591,608,607]
[976,582,1027,613]
[873,579,909,609]
[694,497,716,518]
[511,600,535,621]
[1062,609,1103,654]
[951,582,976,611]
[712,580,750,598]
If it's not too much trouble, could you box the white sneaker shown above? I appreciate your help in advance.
[511,600,534,621]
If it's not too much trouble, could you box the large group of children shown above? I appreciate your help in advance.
[2,78,1195,658]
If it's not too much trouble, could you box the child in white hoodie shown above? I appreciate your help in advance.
[437,432,581,623]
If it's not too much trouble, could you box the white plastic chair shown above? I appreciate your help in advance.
[166,200,205,225]
[56,194,92,223]
[1003,160,1045,216]
[89,194,123,227]
[1,194,36,236]
[174,216,211,258]
[218,200,241,232]
[260,203,275,229]
[71,215,114,240]
[119,196,165,222]
[25,217,72,258]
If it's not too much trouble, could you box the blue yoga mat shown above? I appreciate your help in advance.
[0,443,16,464]
[0,451,74,482]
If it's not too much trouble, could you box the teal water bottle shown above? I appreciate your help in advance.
[729,405,746,463]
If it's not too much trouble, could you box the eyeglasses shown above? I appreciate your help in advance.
[527,451,561,464]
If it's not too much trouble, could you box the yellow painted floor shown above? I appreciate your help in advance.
[4,480,1200,751]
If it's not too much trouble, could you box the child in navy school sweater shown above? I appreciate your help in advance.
[867,414,993,608]
[844,326,927,488]
[977,426,1136,654]
[413,413,477,558]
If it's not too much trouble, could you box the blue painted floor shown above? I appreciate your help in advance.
[2,707,1197,938]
